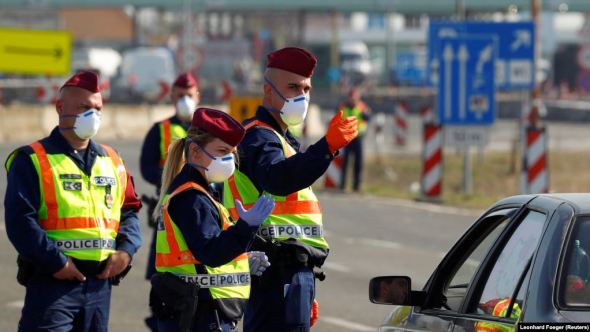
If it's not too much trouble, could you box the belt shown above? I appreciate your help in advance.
[72,258,107,277]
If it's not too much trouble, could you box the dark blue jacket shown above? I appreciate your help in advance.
[140,115,191,189]
[165,164,257,268]
[4,127,143,274]
[239,107,334,196]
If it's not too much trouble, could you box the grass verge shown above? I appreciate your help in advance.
[342,150,590,209]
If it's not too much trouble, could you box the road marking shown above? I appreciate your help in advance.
[358,238,402,250]
[338,232,448,259]
[319,192,480,217]
[5,300,23,309]
[321,316,374,332]
[322,262,351,273]
[342,236,402,250]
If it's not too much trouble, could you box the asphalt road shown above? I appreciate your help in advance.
[0,139,479,332]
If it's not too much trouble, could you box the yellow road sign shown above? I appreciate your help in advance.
[229,96,263,123]
[0,28,72,76]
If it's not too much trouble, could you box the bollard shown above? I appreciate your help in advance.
[393,101,408,146]
[420,105,434,124]
[420,123,443,200]
[521,126,549,194]
[324,155,343,189]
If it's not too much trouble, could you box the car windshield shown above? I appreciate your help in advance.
[562,216,590,307]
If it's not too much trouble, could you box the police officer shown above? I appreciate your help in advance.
[4,71,142,332]
[140,72,199,329]
[150,108,274,332]
[222,47,359,331]
[140,72,199,191]
[339,87,370,192]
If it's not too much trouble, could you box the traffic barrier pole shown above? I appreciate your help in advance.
[522,126,549,194]
[421,123,443,200]
[324,155,343,189]
[394,101,408,146]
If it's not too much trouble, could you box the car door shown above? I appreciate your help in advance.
[452,209,548,332]
[390,207,520,332]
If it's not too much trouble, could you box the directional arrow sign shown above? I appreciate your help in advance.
[458,44,469,120]
[428,21,534,89]
[443,44,453,120]
[438,35,496,126]
[0,28,72,75]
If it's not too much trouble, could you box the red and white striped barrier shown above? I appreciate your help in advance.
[156,80,170,103]
[522,127,548,194]
[324,155,343,189]
[393,101,409,146]
[99,80,111,101]
[420,105,434,124]
[36,79,59,105]
[421,123,443,199]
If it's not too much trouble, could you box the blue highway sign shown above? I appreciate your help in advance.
[438,35,496,125]
[428,21,534,90]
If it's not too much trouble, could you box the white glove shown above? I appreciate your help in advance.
[247,251,271,276]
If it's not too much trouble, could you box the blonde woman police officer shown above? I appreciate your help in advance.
[150,108,274,332]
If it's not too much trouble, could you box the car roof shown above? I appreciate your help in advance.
[491,193,590,214]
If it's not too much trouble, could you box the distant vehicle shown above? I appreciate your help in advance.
[370,194,590,331]
[72,47,122,80]
[340,41,372,84]
[112,47,176,103]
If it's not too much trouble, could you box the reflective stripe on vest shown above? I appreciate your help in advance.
[223,121,329,249]
[155,181,250,301]
[174,272,250,288]
[28,141,126,262]
[159,120,188,166]
[55,238,116,250]
[258,225,323,238]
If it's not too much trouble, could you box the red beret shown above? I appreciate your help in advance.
[191,108,245,146]
[173,72,198,89]
[267,47,317,78]
[61,71,99,93]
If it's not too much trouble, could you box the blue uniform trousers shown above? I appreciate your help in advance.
[19,274,111,332]
[244,266,315,332]
[341,136,364,191]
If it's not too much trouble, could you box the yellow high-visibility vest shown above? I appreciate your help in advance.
[155,181,250,317]
[159,119,188,166]
[6,141,127,262]
[223,120,329,250]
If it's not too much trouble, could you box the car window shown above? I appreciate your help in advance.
[514,266,531,313]
[562,216,590,307]
[442,210,514,311]
[473,210,546,318]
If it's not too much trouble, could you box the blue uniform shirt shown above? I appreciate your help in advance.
[4,127,143,274]
[239,107,334,196]
[140,115,191,189]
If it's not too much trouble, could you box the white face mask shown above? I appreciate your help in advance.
[265,77,309,126]
[188,141,235,183]
[176,95,197,121]
[204,152,235,183]
[60,109,101,139]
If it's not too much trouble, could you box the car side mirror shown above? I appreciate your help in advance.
[369,276,425,306]
[369,276,411,305]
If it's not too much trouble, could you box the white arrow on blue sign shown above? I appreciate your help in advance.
[428,21,534,90]
[438,35,497,125]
